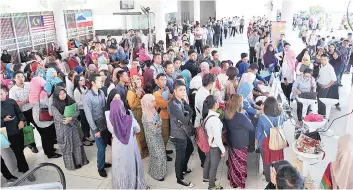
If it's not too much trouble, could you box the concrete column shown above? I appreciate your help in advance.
[193,0,200,22]
[154,0,166,50]
[52,0,68,53]
[281,0,294,33]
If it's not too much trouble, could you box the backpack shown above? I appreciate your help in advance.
[196,115,216,153]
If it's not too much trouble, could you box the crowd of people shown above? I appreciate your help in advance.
[1,14,353,190]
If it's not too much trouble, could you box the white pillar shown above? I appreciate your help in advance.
[52,0,68,54]
[193,0,200,22]
[281,0,294,33]
[154,0,166,50]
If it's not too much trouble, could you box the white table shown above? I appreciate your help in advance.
[292,142,324,183]
[318,98,339,136]
[303,120,327,132]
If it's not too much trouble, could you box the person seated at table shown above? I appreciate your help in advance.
[320,134,353,189]
[291,68,316,126]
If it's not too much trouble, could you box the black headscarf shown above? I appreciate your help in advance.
[52,86,76,115]
[296,48,308,62]
[1,50,12,63]
[106,88,119,111]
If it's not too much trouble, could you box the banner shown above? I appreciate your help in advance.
[75,11,93,28]
[271,21,286,44]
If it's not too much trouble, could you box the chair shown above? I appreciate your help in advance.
[297,97,318,118]
[318,98,339,120]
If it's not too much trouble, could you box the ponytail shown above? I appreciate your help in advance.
[202,95,217,120]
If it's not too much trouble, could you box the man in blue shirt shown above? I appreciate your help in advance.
[276,34,287,53]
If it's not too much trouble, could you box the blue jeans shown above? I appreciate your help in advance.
[94,133,107,170]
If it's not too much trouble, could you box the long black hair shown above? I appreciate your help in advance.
[100,69,112,88]
[73,75,86,94]
[202,95,217,120]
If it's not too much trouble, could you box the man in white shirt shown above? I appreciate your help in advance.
[190,62,210,91]
[150,53,165,78]
[307,29,318,55]
[317,54,337,117]
[194,73,215,168]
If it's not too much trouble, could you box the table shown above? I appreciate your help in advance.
[291,142,324,183]
[303,119,327,132]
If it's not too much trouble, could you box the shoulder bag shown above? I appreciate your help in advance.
[39,89,53,121]
[264,115,288,150]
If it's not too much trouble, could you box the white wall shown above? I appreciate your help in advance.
[216,0,267,20]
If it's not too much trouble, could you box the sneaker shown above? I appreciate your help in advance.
[183,168,192,175]
[85,137,95,143]
[167,155,173,161]
[83,141,93,146]
[7,177,18,183]
[31,147,39,153]
[203,178,217,183]
[104,163,112,168]
[210,184,224,190]
[98,169,107,177]
[48,153,62,159]
[166,150,173,154]
[177,179,194,187]
[27,174,36,182]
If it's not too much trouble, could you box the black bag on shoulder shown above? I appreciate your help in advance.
[94,117,107,132]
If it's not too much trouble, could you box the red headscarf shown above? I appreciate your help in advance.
[129,65,144,88]
[31,62,39,73]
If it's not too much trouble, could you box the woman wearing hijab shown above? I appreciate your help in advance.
[5,63,14,79]
[327,51,343,111]
[181,70,192,94]
[320,134,353,189]
[51,87,89,170]
[141,94,167,181]
[1,50,12,64]
[129,65,144,88]
[127,75,148,159]
[118,47,128,61]
[296,48,309,64]
[296,54,313,76]
[44,68,63,95]
[237,82,261,118]
[106,99,146,189]
[85,64,98,81]
[275,43,296,103]
[263,44,277,71]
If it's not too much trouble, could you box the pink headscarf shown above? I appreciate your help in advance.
[284,49,296,73]
[210,67,222,76]
[141,94,156,123]
[332,134,353,189]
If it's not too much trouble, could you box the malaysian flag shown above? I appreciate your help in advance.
[29,15,55,33]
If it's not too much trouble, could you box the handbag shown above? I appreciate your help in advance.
[196,115,216,153]
[94,117,107,132]
[296,133,325,159]
[23,125,35,146]
[38,89,53,121]
[1,128,10,148]
[264,115,288,150]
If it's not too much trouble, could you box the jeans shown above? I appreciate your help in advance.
[203,147,221,188]
[346,63,352,72]
[317,84,330,116]
[213,33,220,47]
[8,131,29,173]
[231,27,237,36]
[195,39,203,54]
[249,47,257,64]
[239,25,244,33]
[94,132,107,170]
[171,137,194,180]
[224,29,228,39]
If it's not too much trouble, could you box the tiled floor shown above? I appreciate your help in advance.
[1,31,352,189]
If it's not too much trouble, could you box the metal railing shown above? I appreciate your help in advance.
[6,163,66,189]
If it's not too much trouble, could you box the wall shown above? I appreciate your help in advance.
[216,0,266,20]
[180,1,194,22]
[200,0,216,24]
